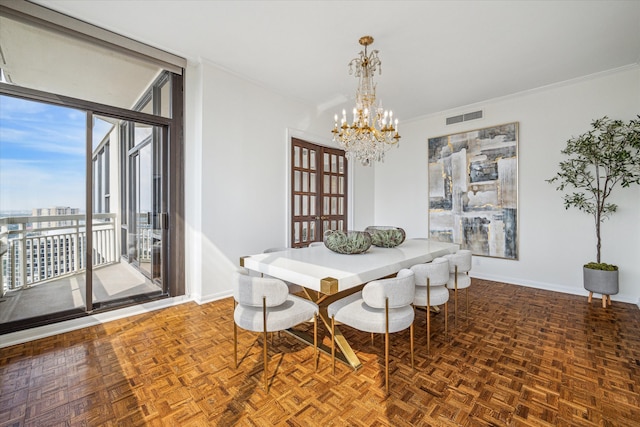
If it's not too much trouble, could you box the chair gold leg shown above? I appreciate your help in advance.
[331,315,336,375]
[454,265,459,328]
[314,312,318,372]
[233,300,238,368]
[466,287,469,319]
[410,321,414,370]
[263,297,268,392]
[385,298,390,395]
[602,295,607,308]
[588,291,593,303]
[444,301,448,340]
[233,322,238,368]
[425,306,429,354]
[371,333,374,345]
[385,331,389,395]
[426,277,431,355]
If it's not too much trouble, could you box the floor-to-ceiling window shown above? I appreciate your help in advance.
[0,96,88,325]
[0,2,184,333]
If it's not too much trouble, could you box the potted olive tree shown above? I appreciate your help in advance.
[547,116,640,306]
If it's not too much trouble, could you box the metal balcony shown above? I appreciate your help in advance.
[0,214,161,324]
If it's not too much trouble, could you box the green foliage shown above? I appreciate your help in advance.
[547,116,640,263]
[584,262,618,271]
[365,226,406,248]
[323,230,372,254]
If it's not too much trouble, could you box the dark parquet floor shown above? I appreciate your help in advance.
[1,279,639,426]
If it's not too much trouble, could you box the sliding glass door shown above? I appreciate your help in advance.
[128,122,165,284]
[0,3,184,335]
[0,95,173,328]
[90,117,167,310]
[0,96,87,323]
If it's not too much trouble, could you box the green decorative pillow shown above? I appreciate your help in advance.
[365,226,406,248]
[323,230,372,254]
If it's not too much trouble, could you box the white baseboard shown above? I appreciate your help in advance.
[193,290,233,305]
[471,272,640,306]
[0,295,191,349]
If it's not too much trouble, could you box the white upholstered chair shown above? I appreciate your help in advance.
[444,250,472,327]
[410,257,450,354]
[232,270,318,392]
[263,247,304,293]
[327,269,415,395]
[308,241,324,247]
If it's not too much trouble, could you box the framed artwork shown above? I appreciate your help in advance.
[428,122,518,260]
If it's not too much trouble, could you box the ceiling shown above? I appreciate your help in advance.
[28,1,640,121]
[0,15,162,112]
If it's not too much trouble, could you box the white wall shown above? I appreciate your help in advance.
[185,61,376,303]
[374,66,640,304]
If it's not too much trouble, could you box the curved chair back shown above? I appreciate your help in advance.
[362,269,415,309]
[233,271,288,307]
[232,271,318,393]
[329,268,415,394]
[410,257,449,288]
[446,250,472,273]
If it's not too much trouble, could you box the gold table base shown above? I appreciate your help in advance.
[287,284,365,370]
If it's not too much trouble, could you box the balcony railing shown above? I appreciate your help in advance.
[0,213,117,294]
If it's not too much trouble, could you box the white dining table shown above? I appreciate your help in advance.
[240,238,460,369]
[241,239,460,295]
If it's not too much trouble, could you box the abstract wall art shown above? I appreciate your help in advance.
[428,122,518,260]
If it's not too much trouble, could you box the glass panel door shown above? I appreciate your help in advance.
[90,117,164,308]
[0,5,183,334]
[132,134,163,283]
[321,147,348,235]
[130,121,164,285]
[134,142,152,274]
[0,95,87,324]
[291,138,347,247]
[0,95,172,331]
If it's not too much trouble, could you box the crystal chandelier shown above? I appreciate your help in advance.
[332,36,400,166]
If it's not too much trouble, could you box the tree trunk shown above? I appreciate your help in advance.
[596,219,601,263]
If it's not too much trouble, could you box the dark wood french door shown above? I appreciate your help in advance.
[291,138,348,248]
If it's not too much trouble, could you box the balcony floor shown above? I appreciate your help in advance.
[0,261,162,324]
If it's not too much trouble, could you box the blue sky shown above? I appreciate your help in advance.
[0,95,112,213]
